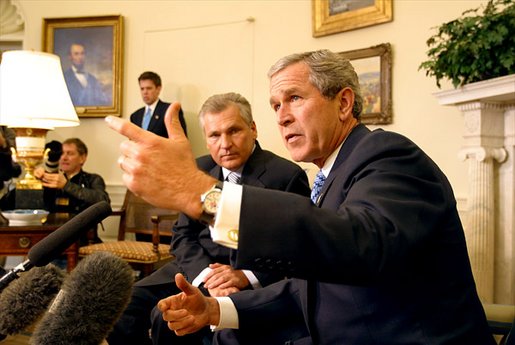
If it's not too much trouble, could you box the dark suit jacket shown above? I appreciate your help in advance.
[136,141,310,289]
[130,99,187,138]
[224,124,495,344]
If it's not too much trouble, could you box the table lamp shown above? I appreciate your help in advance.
[0,50,79,208]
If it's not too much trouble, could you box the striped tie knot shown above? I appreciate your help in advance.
[226,172,241,185]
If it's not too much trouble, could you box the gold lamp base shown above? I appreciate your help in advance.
[12,127,49,190]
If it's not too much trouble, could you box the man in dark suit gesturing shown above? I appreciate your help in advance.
[108,50,494,344]
[107,92,310,345]
[130,71,187,138]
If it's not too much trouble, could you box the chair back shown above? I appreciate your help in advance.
[118,190,176,241]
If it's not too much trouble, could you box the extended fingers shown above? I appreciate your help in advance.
[105,116,148,143]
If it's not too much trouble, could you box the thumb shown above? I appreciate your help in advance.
[165,102,186,139]
[175,273,197,296]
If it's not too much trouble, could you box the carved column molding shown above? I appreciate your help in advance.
[458,146,506,302]
[434,74,515,304]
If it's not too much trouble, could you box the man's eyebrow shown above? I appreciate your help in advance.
[269,87,297,105]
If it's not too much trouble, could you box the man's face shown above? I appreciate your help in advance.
[59,143,86,176]
[203,104,257,171]
[269,62,349,167]
[139,79,161,105]
[69,44,85,70]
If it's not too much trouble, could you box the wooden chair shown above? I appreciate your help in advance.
[79,190,178,279]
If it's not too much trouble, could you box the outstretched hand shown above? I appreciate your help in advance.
[157,273,221,336]
[105,102,217,218]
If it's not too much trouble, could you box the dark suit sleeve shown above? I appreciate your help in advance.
[170,214,226,281]
[249,166,310,286]
[235,131,459,285]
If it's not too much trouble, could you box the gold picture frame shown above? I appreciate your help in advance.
[42,15,123,118]
[340,43,392,125]
[312,0,392,37]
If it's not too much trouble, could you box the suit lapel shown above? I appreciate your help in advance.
[316,124,370,207]
[147,100,164,132]
[240,142,266,188]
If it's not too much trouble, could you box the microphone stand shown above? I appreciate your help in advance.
[0,260,33,293]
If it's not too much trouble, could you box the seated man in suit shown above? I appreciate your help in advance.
[130,71,187,138]
[108,50,495,344]
[107,92,310,345]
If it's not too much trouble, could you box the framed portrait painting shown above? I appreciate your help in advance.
[312,0,392,37]
[42,15,123,118]
[340,43,392,125]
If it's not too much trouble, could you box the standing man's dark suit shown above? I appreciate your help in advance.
[216,124,495,344]
[107,142,310,345]
[130,100,187,138]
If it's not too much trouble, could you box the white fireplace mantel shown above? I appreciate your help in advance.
[434,74,515,304]
[434,74,515,105]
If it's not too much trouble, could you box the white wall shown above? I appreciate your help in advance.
[15,0,484,203]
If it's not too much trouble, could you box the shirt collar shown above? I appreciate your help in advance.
[146,99,159,112]
[222,167,243,181]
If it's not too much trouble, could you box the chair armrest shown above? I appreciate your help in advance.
[150,213,179,253]
[110,209,124,217]
[151,214,179,224]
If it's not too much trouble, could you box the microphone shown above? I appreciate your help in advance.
[0,201,112,292]
[0,264,65,340]
[31,251,134,345]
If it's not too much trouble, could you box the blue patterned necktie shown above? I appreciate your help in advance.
[311,170,326,203]
[142,107,152,130]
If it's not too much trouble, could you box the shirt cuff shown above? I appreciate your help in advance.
[192,267,212,287]
[211,296,239,331]
[210,182,242,249]
[242,270,261,289]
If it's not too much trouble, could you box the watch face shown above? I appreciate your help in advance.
[203,190,221,214]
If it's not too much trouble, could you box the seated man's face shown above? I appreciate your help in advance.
[59,143,86,176]
[203,104,257,171]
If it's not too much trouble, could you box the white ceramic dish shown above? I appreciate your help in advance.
[1,209,49,226]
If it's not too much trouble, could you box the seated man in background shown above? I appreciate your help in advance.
[107,92,310,345]
[35,138,110,246]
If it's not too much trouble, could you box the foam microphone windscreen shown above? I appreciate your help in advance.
[28,201,112,267]
[0,264,65,337]
[31,251,134,345]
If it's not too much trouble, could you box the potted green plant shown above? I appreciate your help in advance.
[419,0,515,88]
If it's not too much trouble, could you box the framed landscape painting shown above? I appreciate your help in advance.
[339,43,392,125]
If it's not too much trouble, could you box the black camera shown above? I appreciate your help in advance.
[43,140,62,173]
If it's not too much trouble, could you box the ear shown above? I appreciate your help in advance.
[250,121,258,139]
[338,88,355,122]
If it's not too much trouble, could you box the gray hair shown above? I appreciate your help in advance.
[267,49,363,119]
[198,92,253,130]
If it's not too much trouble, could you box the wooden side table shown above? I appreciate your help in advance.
[0,213,78,271]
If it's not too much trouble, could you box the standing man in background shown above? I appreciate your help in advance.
[63,42,110,107]
[130,71,187,138]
